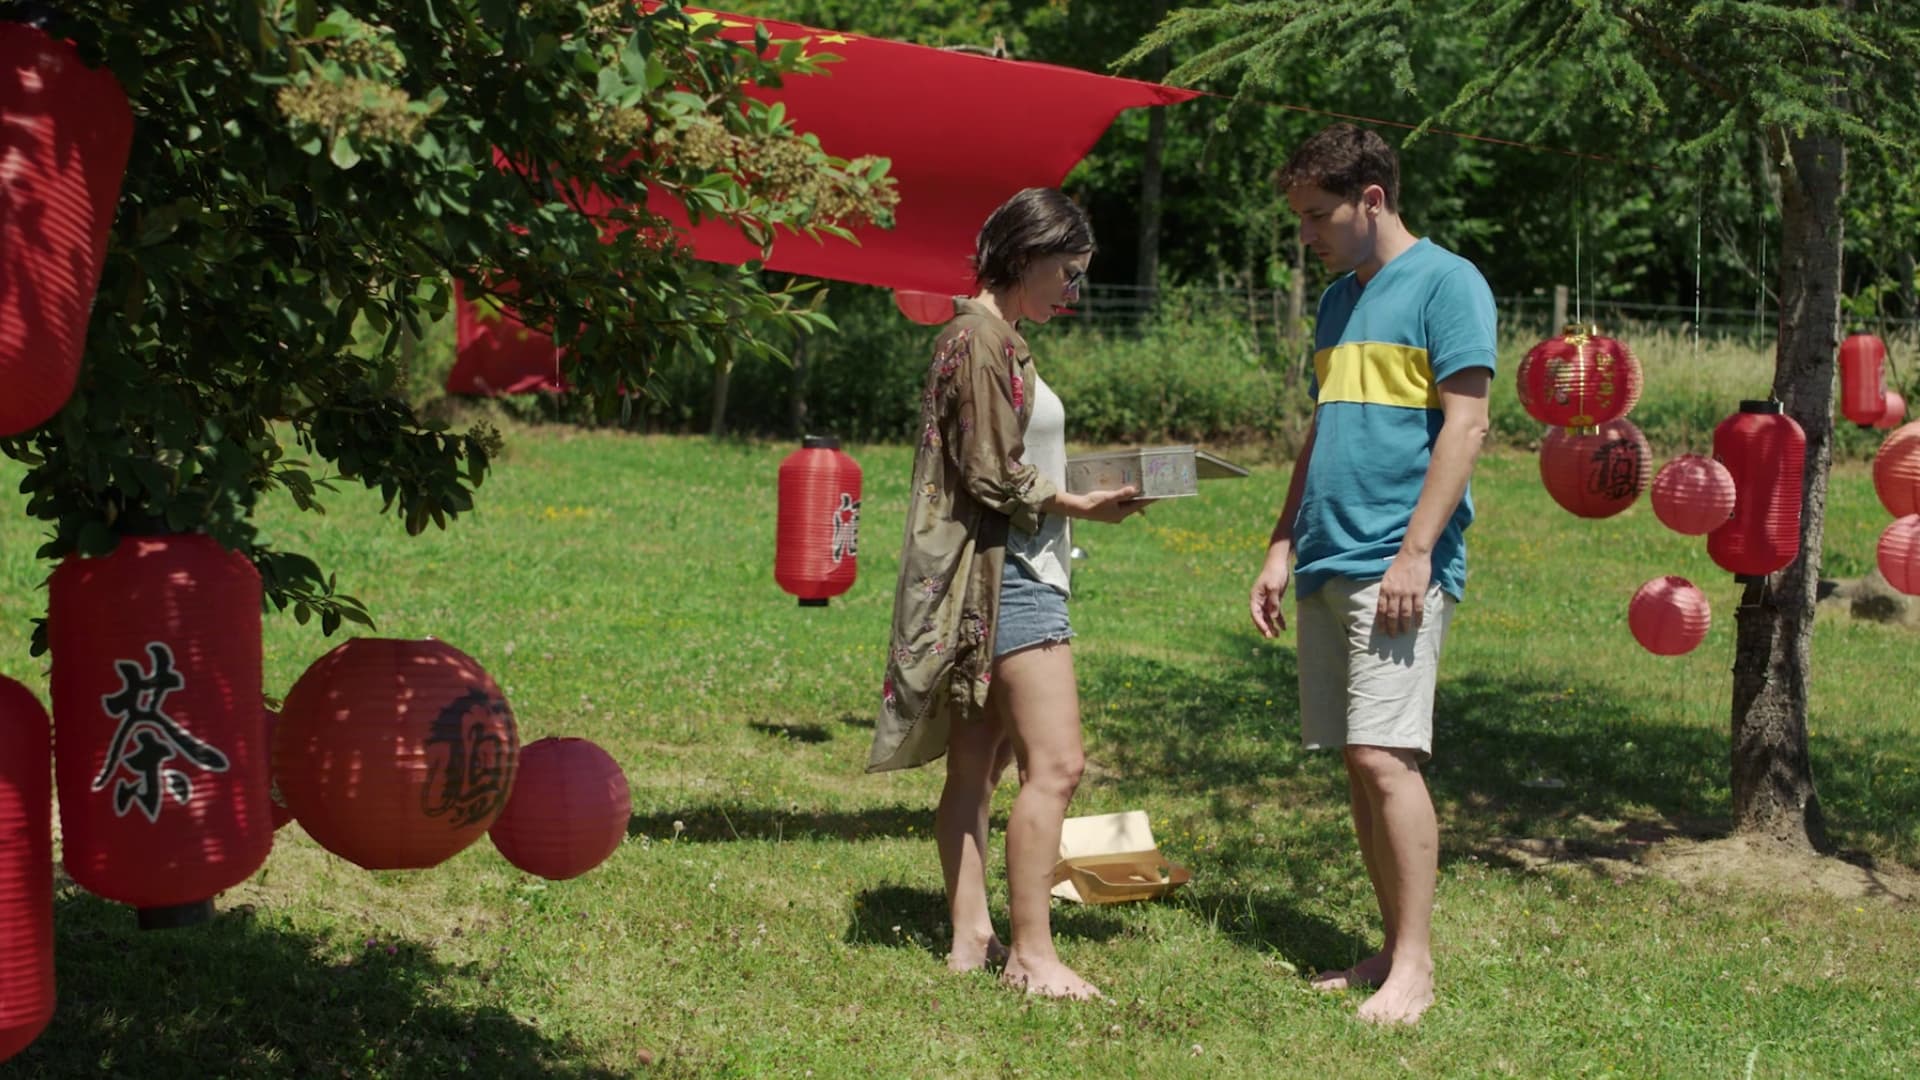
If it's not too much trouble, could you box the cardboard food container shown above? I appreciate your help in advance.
[1049,810,1191,905]
[1064,445,1248,500]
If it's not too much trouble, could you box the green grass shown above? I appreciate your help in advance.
[2,431,1917,1078]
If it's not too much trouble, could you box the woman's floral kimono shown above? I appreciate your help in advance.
[867,298,1058,772]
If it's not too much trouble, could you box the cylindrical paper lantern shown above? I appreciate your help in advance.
[1878,515,1920,597]
[894,290,956,326]
[775,436,862,606]
[1874,390,1907,430]
[489,737,631,881]
[1874,420,1920,518]
[1649,454,1737,535]
[264,708,293,830]
[1538,417,1651,518]
[1628,576,1712,656]
[49,534,269,929]
[1838,333,1888,427]
[0,24,135,436]
[1516,325,1643,429]
[0,677,54,1064]
[276,638,518,870]
[1708,401,1807,581]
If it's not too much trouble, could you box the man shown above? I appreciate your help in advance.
[1249,123,1495,1026]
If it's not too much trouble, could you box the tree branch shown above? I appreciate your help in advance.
[1613,4,1739,107]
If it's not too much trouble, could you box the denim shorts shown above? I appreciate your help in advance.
[993,556,1074,659]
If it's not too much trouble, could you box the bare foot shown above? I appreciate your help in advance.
[947,934,1008,974]
[1309,951,1391,992]
[1000,954,1101,1000]
[1356,965,1434,1025]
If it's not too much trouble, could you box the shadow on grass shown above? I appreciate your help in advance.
[843,884,1131,960]
[7,890,619,1080]
[747,720,833,744]
[628,804,1003,843]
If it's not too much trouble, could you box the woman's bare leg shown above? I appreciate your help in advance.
[936,702,1009,971]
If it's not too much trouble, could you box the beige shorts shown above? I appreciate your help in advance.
[1296,575,1454,759]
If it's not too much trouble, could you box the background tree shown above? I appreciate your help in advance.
[2,0,895,642]
[1129,0,1920,851]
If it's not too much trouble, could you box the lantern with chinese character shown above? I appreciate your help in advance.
[1879,516,1920,597]
[488,737,631,881]
[1874,420,1920,518]
[1649,454,1737,536]
[275,638,518,870]
[1875,390,1907,430]
[1708,401,1807,581]
[1516,325,1643,430]
[49,534,270,929]
[0,22,134,437]
[1,677,54,1064]
[894,290,956,326]
[776,436,862,606]
[1839,333,1888,427]
[1628,576,1712,656]
[1539,418,1651,518]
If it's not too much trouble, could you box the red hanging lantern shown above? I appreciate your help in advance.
[776,436,862,606]
[1874,420,1920,518]
[1538,417,1651,518]
[1874,390,1907,430]
[1878,515,1920,597]
[893,290,956,326]
[488,737,631,881]
[0,677,54,1064]
[263,708,293,830]
[49,534,269,929]
[1649,454,1737,536]
[275,638,519,870]
[0,23,135,437]
[1708,401,1807,581]
[1838,333,1888,427]
[1515,324,1643,429]
[1628,576,1711,656]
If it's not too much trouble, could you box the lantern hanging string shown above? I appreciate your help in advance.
[1573,161,1585,327]
[1692,181,1704,359]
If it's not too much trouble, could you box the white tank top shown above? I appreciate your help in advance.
[1009,371,1071,596]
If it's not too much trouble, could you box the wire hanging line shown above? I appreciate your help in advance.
[1693,182,1704,357]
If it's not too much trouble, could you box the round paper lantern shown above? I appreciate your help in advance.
[0,677,54,1064]
[1838,333,1888,427]
[263,708,293,830]
[488,737,631,881]
[1649,454,1737,535]
[1628,576,1711,656]
[1874,390,1906,430]
[1708,401,1807,581]
[49,534,270,929]
[276,638,519,870]
[776,436,862,606]
[1516,325,1643,429]
[1878,515,1920,597]
[0,23,135,436]
[893,290,956,326]
[1873,420,1920,518]
[1538,417,1651,518]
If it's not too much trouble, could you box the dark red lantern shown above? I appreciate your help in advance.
[894,289,955,326]
[0,677,54,1064]
[1649,454,1737,536]
[1838,333,1888,427]
[1539,418,1651,518]
[488,737,631,881]
[1708,401,1807,581]
[263,708,293,830]
[1878,516,1920,597]
[1874,390,1907,431]
[1874,420,1920,518]
[275,638,518,870]
[49,534,269,928]
[776,436,862,606]
[1628,576,1711,656]
[1516,325,1643,429]
[0,23,135,437]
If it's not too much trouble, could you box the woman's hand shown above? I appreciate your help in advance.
[1050,486,1147,524]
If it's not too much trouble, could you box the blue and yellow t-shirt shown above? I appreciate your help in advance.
[1296,238,1497,601]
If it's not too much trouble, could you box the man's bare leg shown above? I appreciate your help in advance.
[1311,757,1397,991]
[1346,745,1437,1024]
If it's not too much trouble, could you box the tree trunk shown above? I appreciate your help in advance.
[1729,123,1844,851]
[789,333,810,437]
[709,355,732,439]
[1135,0,1170,301]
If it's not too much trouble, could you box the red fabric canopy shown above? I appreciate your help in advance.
[449,7,1196,395]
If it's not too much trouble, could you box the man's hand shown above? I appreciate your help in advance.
[1376,550,1432,638]
[1250,548,1293,638]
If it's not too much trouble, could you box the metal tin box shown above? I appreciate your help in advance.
[1064,445,1246,499]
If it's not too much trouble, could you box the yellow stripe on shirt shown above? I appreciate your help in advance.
[1313,342,1439,409]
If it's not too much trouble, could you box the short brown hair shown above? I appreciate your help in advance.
[972,188,1094,291]
[1275,123,1401,211]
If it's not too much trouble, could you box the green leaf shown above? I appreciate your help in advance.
[329,135,362,170]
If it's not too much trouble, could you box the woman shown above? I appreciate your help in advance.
[867,187,1143,1000]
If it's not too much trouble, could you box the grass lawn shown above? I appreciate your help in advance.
[2,426,1916,1078]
